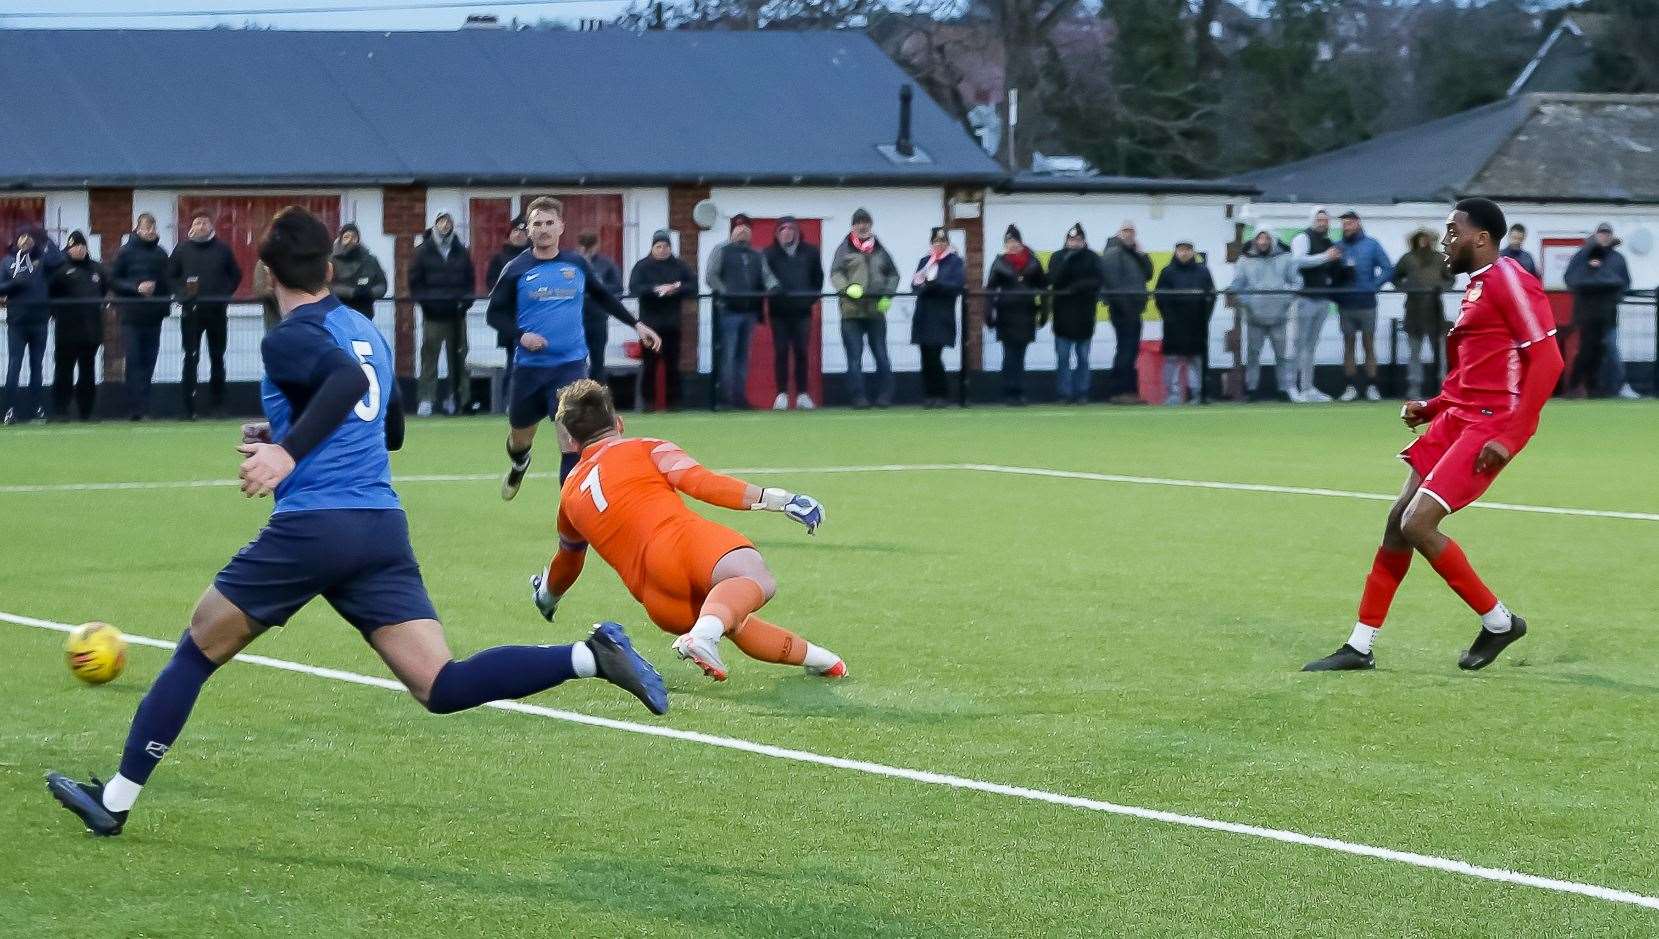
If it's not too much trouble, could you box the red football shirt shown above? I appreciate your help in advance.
[1437,256,1556,417]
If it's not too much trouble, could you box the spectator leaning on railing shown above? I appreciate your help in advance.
[628,229,695,412]
[1228,229,1298,402]
[329,223,388,320]
[985,224,1048,407]
[169,211,242,420]
[110,213,172,422]
[1154,239,1216,406]
[1564,222,1635,399]
[830,207,900,409]
[1332,210,1392,402]
[47,230,109,422]
[1,225,64,424]
[763,215,823,411]
[705,213,774,410]
[1048,222,1102,405]
[409,212,475,416]
[1100,220,1153,404]
[911,226,965,409]
[1393,228,1453,400]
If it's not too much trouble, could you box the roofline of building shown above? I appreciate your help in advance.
[1001,175,1259,196]
[0,170,1014,190]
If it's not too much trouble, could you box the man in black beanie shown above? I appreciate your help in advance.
[48,230,110,421]
[329,222,388,320]
[628,229,696,411]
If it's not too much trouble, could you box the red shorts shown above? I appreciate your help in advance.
[632,518,752,635]
[1400,410,1517,513]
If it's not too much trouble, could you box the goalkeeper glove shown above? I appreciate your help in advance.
[752,487,826,535]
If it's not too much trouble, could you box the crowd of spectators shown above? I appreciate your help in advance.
[0,205,1648,424]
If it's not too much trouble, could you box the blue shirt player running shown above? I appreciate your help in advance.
[47,206,667,838]
[490,196,660,501]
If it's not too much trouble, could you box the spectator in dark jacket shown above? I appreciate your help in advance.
[1154,241,1216,405]
[1048,222,1102,404]
[628,229,694,411]
[0,225,64,423]
[910,226,965,408]
[985,224,1048,406]
[1392,228,1452,399]
[1564,223,1634,398]
[168,211,242,418]
[1099,221,1154,403]
[47,230,107,421]
[763,216,823,410]
[484,214,530,375]
[110,213,172,420]
[705,213,774,409]
[577,232,625,382]
[408,212,475,415]
[1501,223,1538,278]
[329,223,388,320]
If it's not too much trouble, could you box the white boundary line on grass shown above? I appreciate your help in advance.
[3,463,1658,523]
[7,608,1657,912]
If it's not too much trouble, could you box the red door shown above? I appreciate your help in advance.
[0,197,45,246]
[177,194,342,295]
[469,197,513,293]
[746,218,824,408]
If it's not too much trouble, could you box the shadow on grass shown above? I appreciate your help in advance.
[177,840,963,937]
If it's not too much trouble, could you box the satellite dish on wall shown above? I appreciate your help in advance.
[692,199,719,231]
[1625,227,1653,257]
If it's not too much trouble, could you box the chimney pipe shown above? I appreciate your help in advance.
[896,84,915,158]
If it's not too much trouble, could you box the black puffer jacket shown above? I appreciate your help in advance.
[1048,246,1103,340]
[169,235,242,303]
[1154,255,1217,357]
[110,232,173,326]
[408,228,475,319]
[764,241,825,321]
[628,255,696,333]
[985,250,1048,344]
[49,254,110,346]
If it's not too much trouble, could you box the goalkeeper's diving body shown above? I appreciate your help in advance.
[532,379,847,682]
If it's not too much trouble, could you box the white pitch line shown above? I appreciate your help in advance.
[7,609,1657,913]
[4,462,1657,523]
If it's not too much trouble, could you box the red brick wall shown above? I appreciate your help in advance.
[945,187,987,370]
[382,185,426,377]
[667,183,711,372]
[89,188,134,381]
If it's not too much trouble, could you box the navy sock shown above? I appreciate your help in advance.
[117,631,220,785]
[426,644,578,714]
[559,451,579,484]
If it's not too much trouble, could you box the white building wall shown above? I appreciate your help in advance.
[42,191,90,246]
[703,185,946,374]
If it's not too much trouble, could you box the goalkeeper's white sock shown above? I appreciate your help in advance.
[690,614,726,643]
[802,643,840,671]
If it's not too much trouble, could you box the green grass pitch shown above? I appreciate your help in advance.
[3,401,1658,936]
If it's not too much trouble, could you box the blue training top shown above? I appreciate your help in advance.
[261,298,399,514]
[488,249,603,369]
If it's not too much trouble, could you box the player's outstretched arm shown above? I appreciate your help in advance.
[649,440,825,534]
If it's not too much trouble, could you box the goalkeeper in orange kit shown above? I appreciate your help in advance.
[531,379,846,681]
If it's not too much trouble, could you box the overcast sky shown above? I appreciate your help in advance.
[0,0,634,31]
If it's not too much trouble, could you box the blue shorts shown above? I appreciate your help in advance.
[508,359,589,430]
[214,509,438,636]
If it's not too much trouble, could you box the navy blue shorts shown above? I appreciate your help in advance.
[508,359,589,430]
[214,509,438,637]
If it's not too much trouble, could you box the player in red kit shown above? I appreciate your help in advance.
[1305,198,1564,672]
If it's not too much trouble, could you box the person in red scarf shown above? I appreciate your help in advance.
[911,226,966,407]
[985,224,1048,405]
[829,208,900,408]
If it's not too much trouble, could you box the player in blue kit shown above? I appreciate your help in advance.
[46,207,667,837]
[490,196,661,501]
